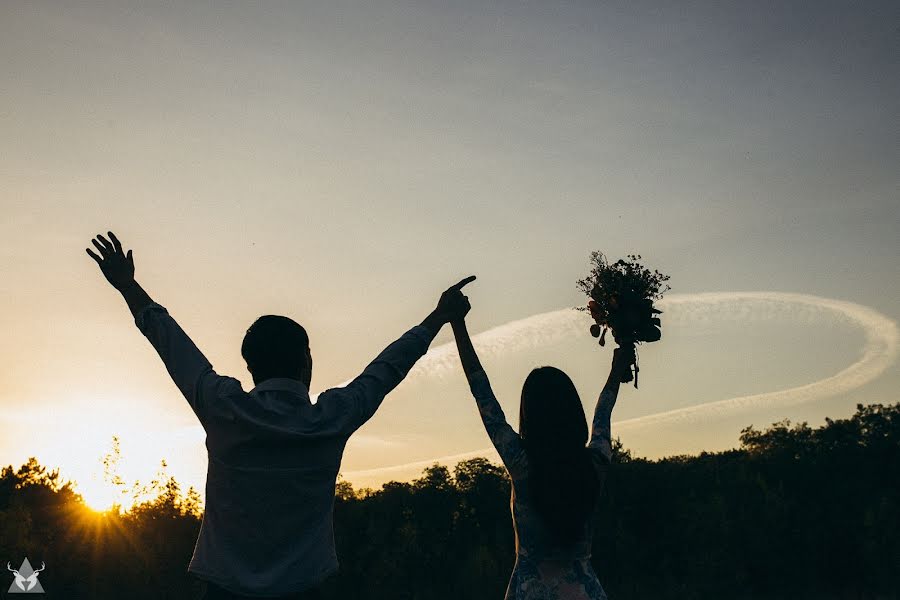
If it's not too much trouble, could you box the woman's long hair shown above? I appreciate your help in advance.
[519,366,600,546]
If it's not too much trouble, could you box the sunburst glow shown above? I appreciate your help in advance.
[75,475,126,512]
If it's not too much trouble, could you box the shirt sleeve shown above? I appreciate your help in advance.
[325,325,435,434]
[467,370,527,480]
[134,303,242,423]
[587,386,619,470]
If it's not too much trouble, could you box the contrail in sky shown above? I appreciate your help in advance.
[341,292,898,482]
[616,292,898,431]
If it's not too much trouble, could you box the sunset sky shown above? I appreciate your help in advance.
[2,1,897,509]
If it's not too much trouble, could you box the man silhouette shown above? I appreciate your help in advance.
[86,232,474,599]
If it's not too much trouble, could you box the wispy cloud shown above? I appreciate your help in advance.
[345,292,898,482]
[616,292,898,430]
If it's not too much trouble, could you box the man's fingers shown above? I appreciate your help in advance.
[95,235,113,252]
[96,234,114,252]
[86,248,103,265]
[452,275,477,290]
[126,249,133,263]
[108,231,123,254]
[91,238,111,256]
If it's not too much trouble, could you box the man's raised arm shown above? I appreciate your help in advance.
[335,276,476,432]
[86,232,235,420]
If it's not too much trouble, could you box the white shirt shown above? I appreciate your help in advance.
[135,303,434,596]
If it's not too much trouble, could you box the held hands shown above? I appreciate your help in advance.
[434,276,476,324]
[86,231,135,291]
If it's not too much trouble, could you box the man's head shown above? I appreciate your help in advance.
[241,315,312,387]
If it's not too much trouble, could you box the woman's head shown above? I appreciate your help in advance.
[519,367,589,450]
[519,366,599,547]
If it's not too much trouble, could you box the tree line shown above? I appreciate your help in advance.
[1,402,897,599]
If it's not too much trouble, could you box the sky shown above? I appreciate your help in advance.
[1,1,898,508]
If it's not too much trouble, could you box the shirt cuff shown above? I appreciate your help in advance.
[134,302,168,330]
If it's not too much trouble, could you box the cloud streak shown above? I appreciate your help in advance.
[616,292,898,431]
[341,292,898,482]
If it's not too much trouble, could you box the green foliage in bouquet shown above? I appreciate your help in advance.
[577,252,671,387]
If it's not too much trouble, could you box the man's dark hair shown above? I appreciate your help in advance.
[241,315,310,382]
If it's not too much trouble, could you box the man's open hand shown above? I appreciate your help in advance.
[434,276,476,324]
[86,231,135,291]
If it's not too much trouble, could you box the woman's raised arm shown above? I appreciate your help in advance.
[588,346,633,463]
[452,319,527,477]
[451,319,484,382]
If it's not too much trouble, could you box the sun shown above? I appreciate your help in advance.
[75,477,127,512]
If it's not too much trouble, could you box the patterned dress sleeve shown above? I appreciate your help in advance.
[587,385,619,473]
[467,370,528,480]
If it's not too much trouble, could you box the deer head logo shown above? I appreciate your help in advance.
[7,559,45,594]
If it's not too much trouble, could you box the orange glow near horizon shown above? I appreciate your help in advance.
[74,477,128,513]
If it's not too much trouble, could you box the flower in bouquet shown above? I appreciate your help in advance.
[576,252,670,387]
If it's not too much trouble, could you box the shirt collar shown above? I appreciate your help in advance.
[250,377,310,398]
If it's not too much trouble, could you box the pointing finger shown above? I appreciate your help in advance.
[453,275,477,290]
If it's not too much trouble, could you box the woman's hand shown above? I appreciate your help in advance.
[449,280,483,378]
[612,346,635,376]
[603,345,635,390]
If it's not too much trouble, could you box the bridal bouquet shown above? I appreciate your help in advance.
[576,252,670,388]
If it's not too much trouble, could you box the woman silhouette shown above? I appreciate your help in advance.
[451,300,630,600]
